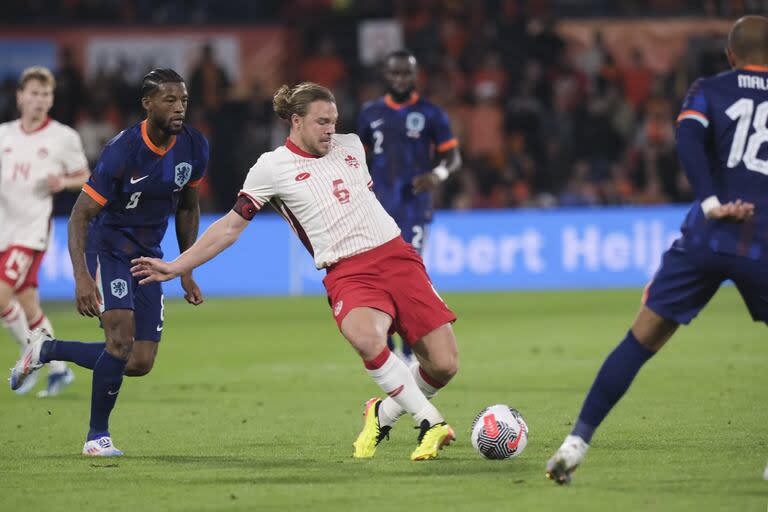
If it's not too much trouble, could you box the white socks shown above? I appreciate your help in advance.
[33,315,67,375]
[379,362,443,427]
[1,301,29,350]
[364,348,443,427]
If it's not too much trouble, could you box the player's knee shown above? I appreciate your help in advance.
[124,356,154,377]
[430,351,459,382]
[343,323,389,359]
[106,336,134,360]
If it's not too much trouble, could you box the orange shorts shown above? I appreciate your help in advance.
[0,245,45,292]
[323,236,456,344]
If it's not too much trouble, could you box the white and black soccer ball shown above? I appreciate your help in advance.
[470,404,528,460]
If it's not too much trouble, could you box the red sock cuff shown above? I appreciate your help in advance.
[364,346,392,370]
[0,302,17,319]
[28,315,45,330]
[419,366,446,389]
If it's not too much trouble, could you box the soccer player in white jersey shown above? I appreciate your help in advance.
[131,82,459,460]
[0,66,89,396]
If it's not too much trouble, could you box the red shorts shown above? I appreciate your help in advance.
[323,236,456,344]
[0,245,45,292]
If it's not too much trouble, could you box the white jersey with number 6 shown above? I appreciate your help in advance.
[0,118,88,251]
[239,133,401,268]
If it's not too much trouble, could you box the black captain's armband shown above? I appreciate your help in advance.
[232,195,258,221]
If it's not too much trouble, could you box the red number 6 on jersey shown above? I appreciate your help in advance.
[332,179,350,204]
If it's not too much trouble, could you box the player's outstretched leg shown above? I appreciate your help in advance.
[344,309,454,460]
[546,329,657,484]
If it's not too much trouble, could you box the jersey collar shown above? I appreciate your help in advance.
[743,65,768,72]
[384,92,420,110]
[141,120,176,156]
[285,137,320,158]
[20,116,51,135]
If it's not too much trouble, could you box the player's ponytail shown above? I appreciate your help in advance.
[272,84,294,120]
[272,83,336,120]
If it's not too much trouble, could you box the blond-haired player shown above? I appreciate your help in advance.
[0,66,89,396]
[130,82,460,460]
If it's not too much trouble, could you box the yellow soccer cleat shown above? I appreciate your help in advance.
[353,397,391,458]
[410,420,455,461]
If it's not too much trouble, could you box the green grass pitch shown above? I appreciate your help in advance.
[0,288,766,511]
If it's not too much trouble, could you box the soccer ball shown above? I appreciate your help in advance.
[470,404,528,460]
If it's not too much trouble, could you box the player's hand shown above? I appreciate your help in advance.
[46,174,64,193]
[707,199,755,222]
[130,257,180,285]
[180,273,204,306]
[412,173,440,194]
[74,274,102,318]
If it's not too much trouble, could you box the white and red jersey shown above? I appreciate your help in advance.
[239,133,401,268]
[0,118,88,251]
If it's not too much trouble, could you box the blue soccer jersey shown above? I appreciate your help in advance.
[357,93,457,230]
[676,65,768,259]
[83,120,208,260]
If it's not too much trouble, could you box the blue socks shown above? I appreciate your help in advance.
[40,340,105,370]
[571,330,655,444]
[88,350,127,441]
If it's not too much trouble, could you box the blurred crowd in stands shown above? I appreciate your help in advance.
[2,0,764,213]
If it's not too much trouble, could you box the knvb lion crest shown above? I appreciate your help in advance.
[110,278,128,299]
[174,162,193,188]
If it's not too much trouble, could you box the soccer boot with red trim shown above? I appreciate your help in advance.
[352,397,391,458]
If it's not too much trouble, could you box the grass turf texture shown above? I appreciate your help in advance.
[0,288,766,511]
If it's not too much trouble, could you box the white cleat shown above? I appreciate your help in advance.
[37,367,75,398]
[546,434,590,485]
[9,329,50,392]
[83,437,124,457]
[13,369,40,395]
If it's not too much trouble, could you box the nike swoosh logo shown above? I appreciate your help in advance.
[507,423,526,451]
[156,324,163,332]
[371,119,384,129]
[130,175,149,184]
[107,390,119,396]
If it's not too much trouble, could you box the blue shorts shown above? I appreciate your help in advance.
[644,239,768,325]
[397,220,429,255]
[86,252,164,342]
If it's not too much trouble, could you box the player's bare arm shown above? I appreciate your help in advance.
[175,185,204,305]
[412,146,462,193]
[47,169,90,194]
[68,191,104,317]
[131,209,249,284]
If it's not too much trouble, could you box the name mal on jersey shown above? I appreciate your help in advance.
[738,75,768,91]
